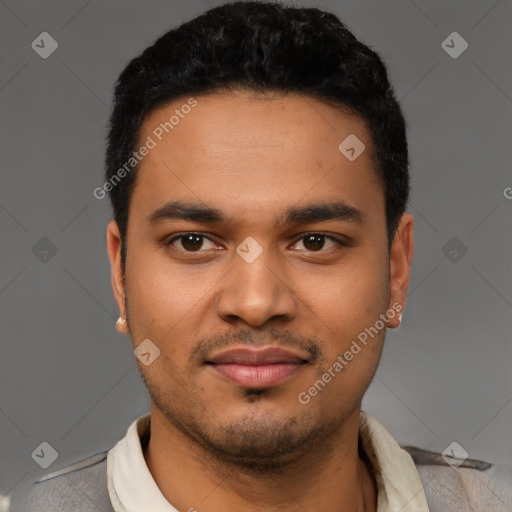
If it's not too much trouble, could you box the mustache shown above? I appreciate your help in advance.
[189,327,324,366]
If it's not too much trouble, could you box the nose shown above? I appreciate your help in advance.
[215,243,298,327]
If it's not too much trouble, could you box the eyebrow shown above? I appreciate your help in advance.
[148,199,362,226]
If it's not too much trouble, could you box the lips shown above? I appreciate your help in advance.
[205,347,309,389]
[207,347,308,365]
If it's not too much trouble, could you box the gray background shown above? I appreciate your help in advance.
[1,0,511,499]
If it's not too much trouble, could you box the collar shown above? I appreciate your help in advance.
[107,410,430,511]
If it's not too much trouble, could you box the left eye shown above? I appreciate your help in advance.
[166,233,342,253]
[290,234,341,252]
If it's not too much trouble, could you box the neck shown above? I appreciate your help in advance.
[143,406,377,512]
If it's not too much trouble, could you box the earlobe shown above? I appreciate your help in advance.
[115,316,129,335]
[386,304,403,329]
[389,310,403,329]
[107,220,129,334]
[387,213,414,329]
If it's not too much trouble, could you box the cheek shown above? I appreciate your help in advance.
[310,254,389,340]
[127,246,212,319]
[311,267,388,406]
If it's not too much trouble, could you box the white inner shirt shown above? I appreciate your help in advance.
[107,410,430,511]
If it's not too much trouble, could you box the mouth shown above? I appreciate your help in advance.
[204,346,310,389]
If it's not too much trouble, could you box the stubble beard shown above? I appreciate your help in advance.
[141,369,348,476]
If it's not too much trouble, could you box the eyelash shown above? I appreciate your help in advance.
[164,232,347,255]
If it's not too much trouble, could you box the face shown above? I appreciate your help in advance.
[107,90,413,470]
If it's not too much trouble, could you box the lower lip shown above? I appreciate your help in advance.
[210,363,304,389]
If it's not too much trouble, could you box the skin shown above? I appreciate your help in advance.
[107,90,414,512]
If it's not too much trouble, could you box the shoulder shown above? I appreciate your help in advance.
[8,451,113,512]
[403,445,512,511]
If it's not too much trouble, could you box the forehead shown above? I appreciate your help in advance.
[131,91,383,225]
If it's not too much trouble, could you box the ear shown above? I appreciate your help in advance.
[107,219,129,335]
[387,213,414,328]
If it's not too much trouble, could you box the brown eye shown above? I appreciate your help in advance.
[303,234,326,251]
[167,233,217,252]
[291,234,341,252]
[180,234,203,251]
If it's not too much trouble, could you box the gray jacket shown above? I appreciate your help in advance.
[8,446,512,511]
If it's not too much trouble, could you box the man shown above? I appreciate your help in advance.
[9,1,511,511]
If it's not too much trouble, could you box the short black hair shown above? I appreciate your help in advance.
[105,0,409,271]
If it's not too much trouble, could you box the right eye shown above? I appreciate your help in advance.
[165,233,221,253]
